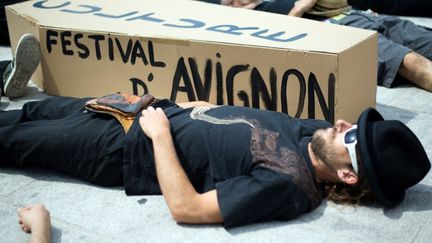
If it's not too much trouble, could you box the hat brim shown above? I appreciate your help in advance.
[306,6,351,17]
[316,1,349,9]
[357,108,405,206]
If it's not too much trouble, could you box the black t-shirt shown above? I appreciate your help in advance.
[123,100,331,227]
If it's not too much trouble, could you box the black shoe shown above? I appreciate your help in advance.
[3,34,41,99]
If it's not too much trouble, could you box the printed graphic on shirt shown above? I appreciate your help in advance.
[250,127,322,207]
[190,106,255,128]
[189,106,322,206]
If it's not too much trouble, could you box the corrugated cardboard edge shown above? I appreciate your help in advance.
[337,32,378,123]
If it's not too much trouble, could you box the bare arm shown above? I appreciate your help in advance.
[224,0,316,15]
[230,0,262,9]
[288,0,317,17]
[139,107,223,224]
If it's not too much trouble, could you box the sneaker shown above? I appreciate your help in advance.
[3,34,41,99]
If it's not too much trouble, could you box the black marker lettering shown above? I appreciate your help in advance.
[130,40,148,65]
[237,91,250,107]
[129,78,148,95]
[148,41,166,67]
[307,73,335,123]
[281,69,306,117]
[115,38,133,63]
[74,33,90,59]
[171,57,197,101]
[216,59,224,105]
[108,36,114,60]
[46,30,58,53]
[88,35,105,60]
[188,58,212,101]
[60,31,73,56]
[250,67,277,110]
[226,64,249,105]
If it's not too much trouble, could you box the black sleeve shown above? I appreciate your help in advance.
[215,167,311,228]
[298,118,332,137]
[255,0,296,15]
[348,0,432,17]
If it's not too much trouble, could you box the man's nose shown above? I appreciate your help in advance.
[335,119,353,133]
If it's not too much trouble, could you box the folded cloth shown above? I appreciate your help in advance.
[85,93,155,133]
[307,0,351,17]
[315,0,348,9]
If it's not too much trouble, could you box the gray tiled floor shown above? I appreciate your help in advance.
[1,17,432,243]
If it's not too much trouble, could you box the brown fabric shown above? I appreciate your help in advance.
[307,0,351,17]
[316,0,348,9]
[85,93,154,133]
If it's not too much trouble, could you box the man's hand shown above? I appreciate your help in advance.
[139,106,171,140]
[139,106,223,224]
[17,204,51,243]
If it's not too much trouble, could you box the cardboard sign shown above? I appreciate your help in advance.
[6,0,377,123]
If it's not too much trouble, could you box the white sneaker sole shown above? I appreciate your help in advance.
[4,34,41,99]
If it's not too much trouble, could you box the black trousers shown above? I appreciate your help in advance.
[332,12,432,87]
[0,61,10,91]
[348,0,432,17]
[0,96,125,186]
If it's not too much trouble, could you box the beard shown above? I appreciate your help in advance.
[311,128,339,169]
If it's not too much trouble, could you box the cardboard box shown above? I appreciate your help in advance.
[6,0,377,123]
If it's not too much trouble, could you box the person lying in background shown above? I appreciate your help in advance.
[200,0,432,92]
[347,0,432,18]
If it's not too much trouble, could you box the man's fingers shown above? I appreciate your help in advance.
[141,106,155,115]
[22,226,30,233]
[155,107,164,114]
[16,207,25,216]
[142,106,165,117]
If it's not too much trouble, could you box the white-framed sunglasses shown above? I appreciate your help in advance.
[343,125,359,174]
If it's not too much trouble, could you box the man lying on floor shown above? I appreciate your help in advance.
[0,34,430,228]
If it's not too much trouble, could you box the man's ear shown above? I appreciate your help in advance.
[337,168,358,185]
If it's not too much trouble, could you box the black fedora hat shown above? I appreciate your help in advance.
[357,108,431,206]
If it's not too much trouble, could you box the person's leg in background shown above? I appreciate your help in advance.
[374,14,432,91]
[347,0,432,18]
[398,52,432,92]
[334,12,432,91]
